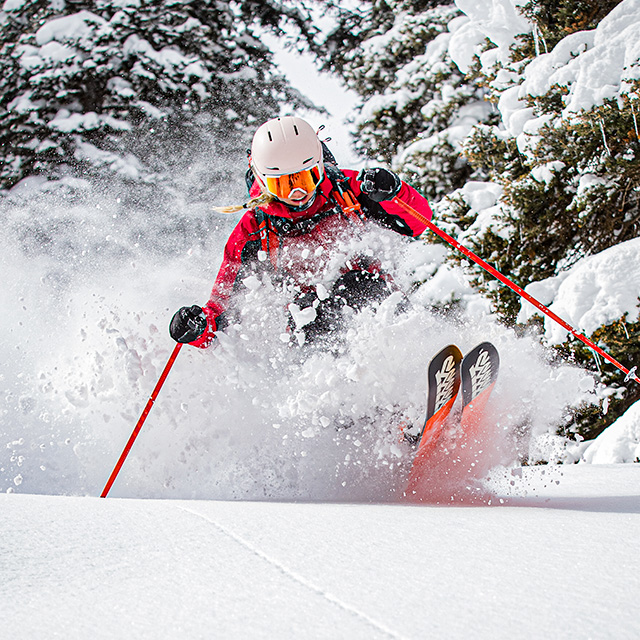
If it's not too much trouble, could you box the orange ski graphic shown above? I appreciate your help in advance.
[405,342,499,499]
[406,345,462,494]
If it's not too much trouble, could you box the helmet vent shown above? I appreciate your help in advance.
[293,124,299,135]
[267,131,273,142]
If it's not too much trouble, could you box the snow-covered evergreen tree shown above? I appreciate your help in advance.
[315,0,640,445]
[316,0,494,201]
[0,0,312,198]
[457,0,635,294]
[437,0,640,441]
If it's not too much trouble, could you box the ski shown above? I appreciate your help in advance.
[405,341,499,497]
[405,344,462,492]
[417,344,462,447]
[459,341,500,438]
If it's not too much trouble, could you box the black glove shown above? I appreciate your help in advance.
[170,305,207,343]
[357,167,401,202]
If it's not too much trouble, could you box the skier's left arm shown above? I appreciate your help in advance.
[348,168,433,237]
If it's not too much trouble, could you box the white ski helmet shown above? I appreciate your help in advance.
[250,116,324,204]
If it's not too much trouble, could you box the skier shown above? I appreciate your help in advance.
[169,115,434,348]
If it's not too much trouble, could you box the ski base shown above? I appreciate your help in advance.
[405,341,499,499]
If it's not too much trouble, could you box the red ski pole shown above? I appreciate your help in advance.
[101,342,183,497]
[393,196,640,385]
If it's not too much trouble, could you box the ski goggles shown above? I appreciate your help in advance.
[264,164,323,201]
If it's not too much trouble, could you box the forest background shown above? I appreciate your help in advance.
[1,0,639,480]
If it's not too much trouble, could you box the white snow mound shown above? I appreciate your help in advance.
[518,237,640,344]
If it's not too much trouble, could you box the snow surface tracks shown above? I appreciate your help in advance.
[176,504,404,639]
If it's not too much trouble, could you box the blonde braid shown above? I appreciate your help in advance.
[212,168,276,214]
[212,191,276,214]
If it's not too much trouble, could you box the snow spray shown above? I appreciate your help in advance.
[392,196,640,386]
[0,182,595,500]
[101,343,183,497]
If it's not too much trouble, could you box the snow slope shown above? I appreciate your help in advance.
[3,463,639,639]
[1,4,639,635]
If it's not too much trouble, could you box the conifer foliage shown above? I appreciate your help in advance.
[317,1,494,201]
[315,0,640,446]
[460,0,640,437]
[0,0,311,194]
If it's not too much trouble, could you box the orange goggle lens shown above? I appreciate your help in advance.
[265,166,322,200]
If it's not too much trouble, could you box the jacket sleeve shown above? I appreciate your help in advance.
[344,169,433,238]
[190,212,262,348]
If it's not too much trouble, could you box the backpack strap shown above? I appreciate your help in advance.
[324,164,366,226]
[255,209,280,270]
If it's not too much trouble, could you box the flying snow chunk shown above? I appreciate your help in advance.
[242,275,262,291]
[288,303,317,329]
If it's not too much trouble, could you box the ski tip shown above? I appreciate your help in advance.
[426,344,462,420]
[464,341,499,366]
[428,344,463,373]
[461,342,499,407]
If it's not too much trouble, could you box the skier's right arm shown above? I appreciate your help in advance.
[169,212,262,348]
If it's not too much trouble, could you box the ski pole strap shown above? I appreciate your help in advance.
[392,196,640,386]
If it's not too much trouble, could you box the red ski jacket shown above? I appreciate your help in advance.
[191,168,432,347]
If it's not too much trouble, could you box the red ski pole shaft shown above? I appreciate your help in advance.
[100,342,183,498]
[393,196,640,385]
